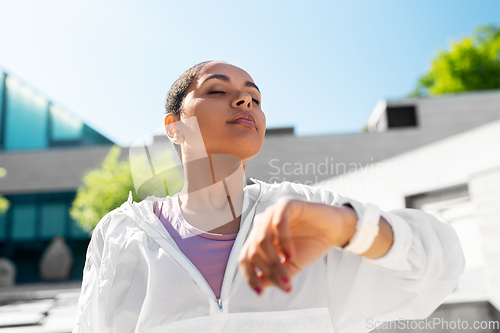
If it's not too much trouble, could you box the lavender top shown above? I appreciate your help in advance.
[155,196,237,298]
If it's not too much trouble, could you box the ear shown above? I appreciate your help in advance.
[164,114,184,144]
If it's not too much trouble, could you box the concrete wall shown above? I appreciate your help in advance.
[470,167,500,311]
[0,145,113,195]
[315,118,500,211]
[315,118,500,311]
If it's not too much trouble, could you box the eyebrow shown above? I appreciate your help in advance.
[201,74,260,93]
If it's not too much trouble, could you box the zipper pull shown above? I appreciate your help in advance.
[216,298,223,312]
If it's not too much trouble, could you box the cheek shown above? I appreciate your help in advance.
[192,109,230,145]
[182,97,204,119]
[185,100,222,129]
[256,109,266,133]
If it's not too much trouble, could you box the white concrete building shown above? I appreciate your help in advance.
[313,91,500,331]
[246,90,500,186]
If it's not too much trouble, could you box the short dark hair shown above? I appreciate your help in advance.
[165,61,213,163]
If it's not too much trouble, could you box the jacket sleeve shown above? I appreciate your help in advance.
[72,213,111,333]
[289,183,466,333]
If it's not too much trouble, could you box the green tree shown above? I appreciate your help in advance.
[0,196,9,216]
[70,145,182,233]
[410,24,500,97]
[0,168,9,216]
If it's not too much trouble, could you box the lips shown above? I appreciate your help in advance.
[228,112,256,129]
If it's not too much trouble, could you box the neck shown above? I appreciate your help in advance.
[178,154,246,234]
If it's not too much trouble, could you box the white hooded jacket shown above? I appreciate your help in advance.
[73,179,465,333]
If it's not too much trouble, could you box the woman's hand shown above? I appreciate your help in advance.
[238,197,358,295]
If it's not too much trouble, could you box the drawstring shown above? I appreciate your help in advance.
[156,199,165,219]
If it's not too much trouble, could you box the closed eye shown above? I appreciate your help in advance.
[209,91,260,105]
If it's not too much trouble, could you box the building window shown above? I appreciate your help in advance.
[40,201,67,239]
[10,202,37,241]
[386,105,418,129]
[405,183,468,210]
[0,212,7,241]
[0,191,90,283]
[405,183,487,299]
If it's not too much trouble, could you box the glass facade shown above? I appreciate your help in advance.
[0,70,113,283]
[40,201,67,239]
[49,104,83,142]
[0,192,90,283]
[0,70,113,151]
[4,76,49,150]
[0,72,5,145]
[11,201,37,241]
[0,212,7,241]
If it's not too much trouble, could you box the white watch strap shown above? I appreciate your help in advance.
[343,203,381,255]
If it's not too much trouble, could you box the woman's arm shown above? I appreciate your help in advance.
[238,198,393,293]
[334,205,394,259]
[238,188,464,297]
[325,203,466,331]
[238,182,465,331]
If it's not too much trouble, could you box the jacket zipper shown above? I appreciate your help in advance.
[214,179,262,314]
[149,204,224,313]
[140,179,263,315]
[217,178,262,313]
[206,178,263,314]
[217,298,223,312]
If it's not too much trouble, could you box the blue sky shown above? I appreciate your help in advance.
[0,0,499,146]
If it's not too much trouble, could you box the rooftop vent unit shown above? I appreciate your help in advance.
[367,100,418,132]
[386,105,418,129]
[265,126,294,136]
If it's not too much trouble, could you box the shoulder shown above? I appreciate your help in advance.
[91,203,134,241]
[91,195,162,241]
[250,178,339,205]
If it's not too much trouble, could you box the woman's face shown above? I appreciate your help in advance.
[176,62,266,164]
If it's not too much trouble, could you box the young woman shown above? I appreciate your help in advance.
[73,61,465,333]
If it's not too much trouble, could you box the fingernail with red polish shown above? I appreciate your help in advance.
[254,286,262,295]
[280,276,289,284]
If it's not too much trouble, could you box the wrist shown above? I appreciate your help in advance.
[333,205,358,248]
[341,203,383,256]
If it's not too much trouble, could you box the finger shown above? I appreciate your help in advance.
[254,206,292,291]
[243,206,291,292]
[251,247,291,293]
[256,233,292,292]
[238,248,264,295]
[238,209,273,294]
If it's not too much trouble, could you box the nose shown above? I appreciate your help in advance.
[231,92,253,110]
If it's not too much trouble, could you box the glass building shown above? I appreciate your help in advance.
[0,70,114,283]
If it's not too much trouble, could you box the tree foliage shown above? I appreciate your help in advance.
[0,196,9,216]
[70,145,182,233]
[0,168,9,216]
[410,25,500,97]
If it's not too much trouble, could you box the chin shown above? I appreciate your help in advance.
[208,132,263,161]
[235,138,263,159]
[237,146,262,163]
[209,144,261,165]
